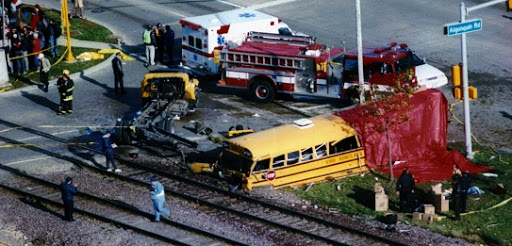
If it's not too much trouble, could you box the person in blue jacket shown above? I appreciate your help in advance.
[149,176,170,222]
[102,131,121,172]
[60,177,78,221]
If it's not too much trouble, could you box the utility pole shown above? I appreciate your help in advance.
[1,0,5,47]
[355,0,365,104]
[459,2,473,159]
[445,0,507,159]
[62,0,76,63]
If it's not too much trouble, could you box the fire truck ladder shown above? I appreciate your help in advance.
[248,31,316,46]
[219,50,306,70]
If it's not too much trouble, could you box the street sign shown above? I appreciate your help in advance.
[444,19,482,36]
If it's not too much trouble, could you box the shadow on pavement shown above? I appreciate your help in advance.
[78,71,142,117]
[20,91,58,112]
[500,111,512,121]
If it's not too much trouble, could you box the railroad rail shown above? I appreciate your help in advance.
[0,162,244,246]
[0,118,407,246]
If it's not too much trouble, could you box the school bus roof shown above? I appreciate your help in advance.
[228,114,356,160]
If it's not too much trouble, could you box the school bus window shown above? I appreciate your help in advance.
[330,136,358,154]
[195,38,202,49]
[253,159,270,173]
[287,151,299,165]
[301,147,313,162]
[315,144,327,158]
[188,35,195,47]
[273,155,285,169]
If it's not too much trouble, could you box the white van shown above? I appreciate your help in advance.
[180,8,297,75]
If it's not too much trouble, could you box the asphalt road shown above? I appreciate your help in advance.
[1,0,511,167]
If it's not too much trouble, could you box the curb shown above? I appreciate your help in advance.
[0,53,116,95]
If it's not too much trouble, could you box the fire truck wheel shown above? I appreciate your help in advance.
[346,86,360,105]
[251,80,276,103]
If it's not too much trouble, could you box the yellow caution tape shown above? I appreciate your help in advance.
[0,240,11,246]
[7,47,69,87]
[0,142,97,148]
[9,46,55,60]
[437,196,512,220]
[449,101,509,164]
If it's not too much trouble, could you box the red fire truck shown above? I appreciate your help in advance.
[218,32,344,102]
[218,34,423,102]
[342,42,418,95]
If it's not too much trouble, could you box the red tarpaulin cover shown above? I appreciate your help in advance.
[335,89,491,183]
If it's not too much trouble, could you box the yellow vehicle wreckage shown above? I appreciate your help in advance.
[114,67,200,149]
[190,114,368,190]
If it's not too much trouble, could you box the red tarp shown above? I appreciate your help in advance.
[335,89,491,183]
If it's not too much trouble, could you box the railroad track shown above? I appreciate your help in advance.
[0,118,407,245]
[0,163,244,246]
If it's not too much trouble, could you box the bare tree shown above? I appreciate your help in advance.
[354,76,416,182]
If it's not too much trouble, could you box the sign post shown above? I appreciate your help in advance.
[444,19,482,36]
[459,2,474,159]
[444,0,507,159]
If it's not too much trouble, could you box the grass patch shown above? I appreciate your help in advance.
[27,5,117,44]
[7,46,106,90]
[294,144,512,245]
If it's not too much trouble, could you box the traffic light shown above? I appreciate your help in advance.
[214,50,220,64]
[508,0,512,12]
[451,63,462,87]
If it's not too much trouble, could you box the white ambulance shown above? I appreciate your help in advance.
[179,8,301,75]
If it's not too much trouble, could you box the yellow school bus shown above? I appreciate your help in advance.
[211,114,368,190]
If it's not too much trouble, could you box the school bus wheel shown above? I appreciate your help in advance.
[250,79,276,103]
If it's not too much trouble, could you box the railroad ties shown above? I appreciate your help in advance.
[0,118,405,245]
[0,163,241,246]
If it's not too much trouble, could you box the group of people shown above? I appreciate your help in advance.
[395,166,472,220]
[142,23,175,66]
[60,175,170,222]
[60,129,169,223]
[2,3,61,75]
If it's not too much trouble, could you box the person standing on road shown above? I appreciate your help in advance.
[396,168,415,213]
[459,171,472,213]
[102,131,121,172]
[164,25,175,65]
[149,176,170,222]
[111,52,125,95]
[60,176,78,222]
[71,0,86,19]
[56,70,68,115]
[154,23,164,64]
[48,19,61,57]
[38,53,51,92]
[56,69,74,114]
[31,33,42,71]
[142,25,156,66]
[452,164,463,220]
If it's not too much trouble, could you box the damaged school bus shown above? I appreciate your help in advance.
[192,114,368,190]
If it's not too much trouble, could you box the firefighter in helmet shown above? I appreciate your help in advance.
[56,69,74,115]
